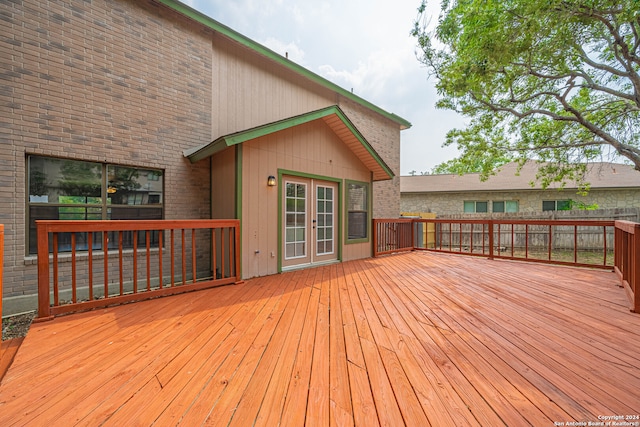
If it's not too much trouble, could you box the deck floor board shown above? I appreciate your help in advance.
[1,252,639,426]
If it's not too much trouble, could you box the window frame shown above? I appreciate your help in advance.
[26,155,164,255]
[463,200,488,213]
[492,200,519,213]
[345,180,371,244]
[542,200,571,211]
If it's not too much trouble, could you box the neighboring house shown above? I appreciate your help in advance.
[401,162,640,216]
[1,0,410,314]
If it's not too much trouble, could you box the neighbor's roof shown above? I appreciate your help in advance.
[401,162,640,193]
[156,0,411,130]
[185,105,394,181]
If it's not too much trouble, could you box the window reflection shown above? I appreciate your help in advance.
[27,156,164,254]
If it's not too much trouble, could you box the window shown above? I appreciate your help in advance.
[542,200,571,211]
[493,200,519,213]
[463,201,488,213]
[346,181,369,241]
[27,156,163,254]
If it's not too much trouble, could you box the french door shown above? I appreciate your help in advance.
[282,177,337,270]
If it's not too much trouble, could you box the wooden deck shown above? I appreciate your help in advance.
[1,251,639,426]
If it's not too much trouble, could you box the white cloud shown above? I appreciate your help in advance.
[261,37,306,64]
[189,0,466,173]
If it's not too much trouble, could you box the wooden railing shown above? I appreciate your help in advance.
[373,218,640,311]
[375,219,616,267]
[36,219,241,320]
[372,218,415,256]
[614,221,640,313]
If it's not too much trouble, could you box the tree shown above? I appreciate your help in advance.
[431,154,512,175]
[413,0,640,187]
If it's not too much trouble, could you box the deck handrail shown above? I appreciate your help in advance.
[614,220,640,313]
[36,219,241,320]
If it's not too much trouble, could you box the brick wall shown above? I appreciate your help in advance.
[1,0,212,307]
[338,98,402,219]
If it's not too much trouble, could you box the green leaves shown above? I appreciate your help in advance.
[414,0,640,186]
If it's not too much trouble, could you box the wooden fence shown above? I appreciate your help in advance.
[36,219,241,319]
[373,218,640,312]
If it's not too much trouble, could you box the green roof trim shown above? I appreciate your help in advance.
[156,0,411,129]
[184,105,394,180]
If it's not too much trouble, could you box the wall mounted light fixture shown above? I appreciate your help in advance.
[267,175,276,187]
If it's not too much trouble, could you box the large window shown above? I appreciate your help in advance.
[542,200,571,211]
[346,181,369,241]
[463,201,488,213]
[27,156,163,254]
[493,200,519,213]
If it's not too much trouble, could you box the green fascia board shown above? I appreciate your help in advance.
[156,0,411,129]
[185,106,394,180]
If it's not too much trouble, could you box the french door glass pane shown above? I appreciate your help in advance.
[316,185,334,256]
[285,182,306,259]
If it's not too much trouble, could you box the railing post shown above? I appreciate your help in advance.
[372,219,378,257]
[411,219,416,250]
[36,222,52,319]
[488,220,494,260]
[234,223,243,283]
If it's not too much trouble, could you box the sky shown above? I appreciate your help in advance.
[181,0,468,175]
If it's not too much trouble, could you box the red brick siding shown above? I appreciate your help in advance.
[338,98,401,219]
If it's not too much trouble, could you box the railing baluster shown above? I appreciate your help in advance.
[181,229,186,285]
[192,228,197,284]
[488,221,494,259]
[71,233,77,303]
[212,228,217,280]
[171,229,175,287]
[118,231,124,295]
[548,225,552,261]
[511,223,514,257]
[221,227,226,279]
[53,233,59,307]
[574,225,578,264]
[103,230,108,299]
[603,226,608,266]
[158,230,163,289]
[146,230,151,291]
[133,230,138,293]
[88,233,93,301]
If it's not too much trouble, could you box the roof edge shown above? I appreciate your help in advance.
[155,0,411,130]
[185,106,394,180]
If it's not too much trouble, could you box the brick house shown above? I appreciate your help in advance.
[401,162,640,217]
[1,0,410,314]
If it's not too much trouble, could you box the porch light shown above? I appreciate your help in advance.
[267,175,276,187]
